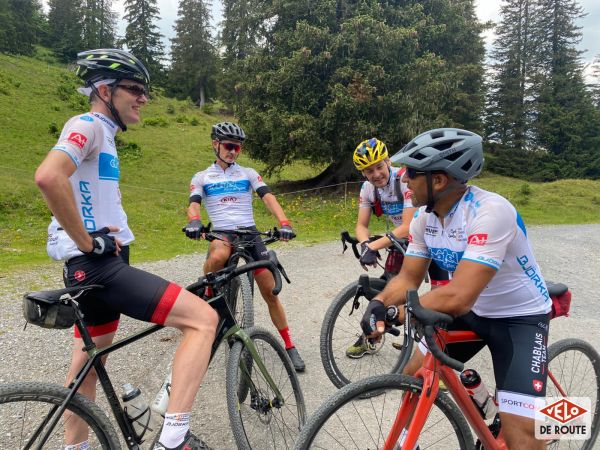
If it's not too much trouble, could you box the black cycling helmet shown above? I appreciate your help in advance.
[75,49,150,132]
[391,128,483,182]
[211,122,246,142]
[76,48,150,86]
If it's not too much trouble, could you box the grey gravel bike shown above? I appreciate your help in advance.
[0,256,306,450]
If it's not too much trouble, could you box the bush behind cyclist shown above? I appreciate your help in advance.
[35,49,218,450]
[184,122,306,372]
[361,128,552,450]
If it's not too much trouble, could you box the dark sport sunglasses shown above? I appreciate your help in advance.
[115,84,149,97]
[405,167,428,179]
[221,142,241,152]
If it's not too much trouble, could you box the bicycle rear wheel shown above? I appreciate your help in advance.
[226,273,254,328]
[546,338,600,449]
[226,326,306,450]
[320,278,412,392]
[294,373,474,450]
[0,381,121,449]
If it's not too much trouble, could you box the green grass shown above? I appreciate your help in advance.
[1,50,599,276]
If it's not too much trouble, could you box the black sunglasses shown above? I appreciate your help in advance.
[221,142,241,152]
[405,167,429,179]
[115,84,149,97]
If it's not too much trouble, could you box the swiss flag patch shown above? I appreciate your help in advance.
[68,132,88,149]
[533,379,544,392]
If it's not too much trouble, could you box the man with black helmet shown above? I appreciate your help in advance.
[184,122,306,372]
[361,129,551,449]
[36,49,218,450]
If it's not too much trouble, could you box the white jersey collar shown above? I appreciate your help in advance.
[91,112,119,136]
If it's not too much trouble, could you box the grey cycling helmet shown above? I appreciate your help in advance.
[391,128,483,182]
[211,122,246,142]
[76,49,150,86]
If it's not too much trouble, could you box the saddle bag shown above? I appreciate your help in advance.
[22,294,77,329]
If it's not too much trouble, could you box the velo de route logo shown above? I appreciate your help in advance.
[535,397,591,440]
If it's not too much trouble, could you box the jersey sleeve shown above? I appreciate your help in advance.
[461,198,517,270]
[405,208,431,260]
[51,116,97,167]
[358,181,374,209]
[244,168,268,191]
[189,172,204,200]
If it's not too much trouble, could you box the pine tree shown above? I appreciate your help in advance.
[533,0,600,177]
[122,0,166,86]
[169,0,219,106]
[485,0,536,151]
[81,0,117,49]
[47,0,83,60]
[0,0,44,55]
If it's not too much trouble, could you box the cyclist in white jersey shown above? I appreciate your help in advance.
[184,122,305,372]
[35,49,217,450]
[361,128,551,450]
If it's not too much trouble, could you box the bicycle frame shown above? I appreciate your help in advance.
[386,330,507,450]
[31,290,285,450]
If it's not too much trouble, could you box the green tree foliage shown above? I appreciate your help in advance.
[169,0,219,106]
[0,0,44,55]
[227,0,486,181]
[122,0,166,86]
[47,0,84,60]
[486,0,536,151]
[81,0,117,49]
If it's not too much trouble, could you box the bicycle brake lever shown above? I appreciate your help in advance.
[277,262,291,284]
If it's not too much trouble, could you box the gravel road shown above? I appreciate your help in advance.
[1,223,599,449]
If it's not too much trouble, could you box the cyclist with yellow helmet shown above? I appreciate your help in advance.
[345,138,417,357]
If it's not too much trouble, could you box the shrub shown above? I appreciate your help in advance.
[143,116,169,127]
[48,122,59,137]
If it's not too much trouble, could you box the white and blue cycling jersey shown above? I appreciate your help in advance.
[189,163,267,230]
[46,112,134,261]
[358,166,413,226]
[406,185,552,318]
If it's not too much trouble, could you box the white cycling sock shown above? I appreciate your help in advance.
[158,412,190,448]
[64,441,89,450]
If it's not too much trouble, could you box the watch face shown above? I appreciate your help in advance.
[386,305,399,321]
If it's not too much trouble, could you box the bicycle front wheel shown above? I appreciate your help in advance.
[320,278,412,390]
[294,373,474,450]
[0,381,121,449]
[227,272,254,328]
[226,326,306,450]
[546,338,600,449]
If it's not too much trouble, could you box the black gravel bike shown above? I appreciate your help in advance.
[0,256,306,450]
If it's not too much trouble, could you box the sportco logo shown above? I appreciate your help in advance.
[467,233,488,245]
[539,399,588,424]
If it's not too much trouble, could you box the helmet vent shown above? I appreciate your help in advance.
[412,152,427,161]
[444,150,463,161]
[461,160,473,171]
[431,130,445,139]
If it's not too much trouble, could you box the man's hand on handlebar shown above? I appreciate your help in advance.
[361,300,403,341]
[278,222,295,242]
[184,219,204,239]
[359,242,380,270]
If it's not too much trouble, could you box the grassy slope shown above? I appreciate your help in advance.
[1,50,599,275]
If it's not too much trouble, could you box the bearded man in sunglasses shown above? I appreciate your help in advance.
[184,122,305,372]
[361,128,552,450]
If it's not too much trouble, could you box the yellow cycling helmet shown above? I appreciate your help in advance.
[353,138,389,170]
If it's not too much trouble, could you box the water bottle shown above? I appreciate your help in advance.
[151,371,172,417]
[460,369,498,419]
[122,383,159,440]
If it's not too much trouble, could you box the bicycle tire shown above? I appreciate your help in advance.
[294,373,474,450]
[546,338,600,449]
[320,277,412,391]
[226,272,254,328]
[0,381,121,450]
[226,326,306,450]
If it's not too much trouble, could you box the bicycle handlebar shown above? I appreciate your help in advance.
[182,223,295,246]
[340,230,408,259]
[187,258,283,296]
[405,290,464,372]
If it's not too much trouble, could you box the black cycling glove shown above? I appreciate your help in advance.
[279,223,295,241]
[82,227,117,256]
[359,242,380,268]
[360,299,387,336]
[185,219,203,239]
